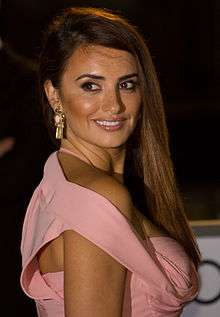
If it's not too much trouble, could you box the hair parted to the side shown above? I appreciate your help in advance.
[38,6,201,268]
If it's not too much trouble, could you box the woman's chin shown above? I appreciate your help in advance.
[93,138,127,149]
[66,130,129,149]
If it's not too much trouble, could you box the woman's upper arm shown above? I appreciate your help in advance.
[63,229,127,317]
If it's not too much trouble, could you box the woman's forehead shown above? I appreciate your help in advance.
[64,44,138,76]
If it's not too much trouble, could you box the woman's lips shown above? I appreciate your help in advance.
[93,119,125,131]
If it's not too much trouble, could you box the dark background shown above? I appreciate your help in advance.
[0,0,219,315]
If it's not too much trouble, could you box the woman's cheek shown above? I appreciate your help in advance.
[78,98,101,116]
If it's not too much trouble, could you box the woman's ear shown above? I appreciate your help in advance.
[44,80,62,111]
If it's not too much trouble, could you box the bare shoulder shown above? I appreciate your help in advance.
[58,151,169,239]
[89,175,133,218]
[57,151,134,222]
[77,172,134,224]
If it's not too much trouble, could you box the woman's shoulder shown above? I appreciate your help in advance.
[89,175,133,215]
[57,151,134,222]
[56,151,169,239]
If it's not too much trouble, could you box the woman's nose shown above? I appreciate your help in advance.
[102,88,124,114]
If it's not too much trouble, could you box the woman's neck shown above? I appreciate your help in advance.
[61,138,126,175]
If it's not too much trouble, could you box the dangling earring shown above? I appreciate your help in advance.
[54,107,65,139]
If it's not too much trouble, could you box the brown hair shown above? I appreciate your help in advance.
[38,7,201,267]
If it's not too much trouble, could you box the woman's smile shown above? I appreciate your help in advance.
[92,116,127,131]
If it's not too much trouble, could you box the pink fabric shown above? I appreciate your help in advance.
[20,149,199,317]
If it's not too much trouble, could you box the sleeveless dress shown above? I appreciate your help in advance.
[20,149,199,317]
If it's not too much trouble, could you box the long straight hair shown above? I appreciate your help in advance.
[38,7,201,268]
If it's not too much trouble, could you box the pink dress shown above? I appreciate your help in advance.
[20,149,199,317]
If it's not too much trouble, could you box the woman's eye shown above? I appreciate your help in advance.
[81,82,100,91]
[119,80,138,90]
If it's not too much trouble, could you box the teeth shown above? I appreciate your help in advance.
[95,120,121,126]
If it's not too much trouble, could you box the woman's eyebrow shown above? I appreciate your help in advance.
[119,73,138,81]
[75,73,105,81]
[75,72,138,81]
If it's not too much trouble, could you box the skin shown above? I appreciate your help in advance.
[44,45,142,175]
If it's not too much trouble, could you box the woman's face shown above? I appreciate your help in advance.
[47,45,142,149]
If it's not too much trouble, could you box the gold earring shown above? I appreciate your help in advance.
[54,107,65,139]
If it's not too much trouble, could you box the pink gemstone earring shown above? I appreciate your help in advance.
[54,107,65,139]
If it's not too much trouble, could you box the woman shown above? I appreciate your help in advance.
[20,7,200,317]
